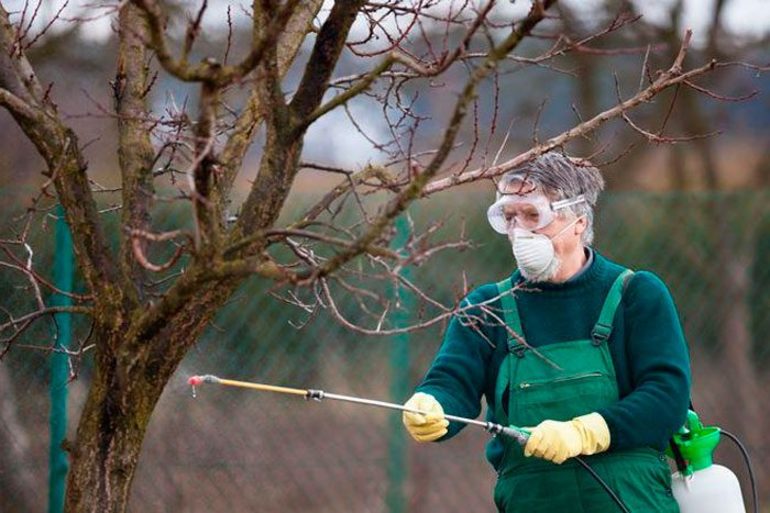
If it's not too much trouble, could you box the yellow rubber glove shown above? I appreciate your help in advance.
[402,392,449,442]
[523,412,610,464]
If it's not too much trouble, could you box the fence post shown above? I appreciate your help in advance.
[386,214,412,513]
[49,205,72,513]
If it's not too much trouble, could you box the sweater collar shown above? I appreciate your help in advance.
[565,247,594,283]
[513,247,603,292]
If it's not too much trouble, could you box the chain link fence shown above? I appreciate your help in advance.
[2,189,769,512]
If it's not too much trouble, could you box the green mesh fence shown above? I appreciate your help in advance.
[1,190,769,512]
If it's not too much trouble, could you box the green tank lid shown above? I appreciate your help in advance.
[669,410,721,474]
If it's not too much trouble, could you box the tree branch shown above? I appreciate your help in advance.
[0,4,133,315]
[0,87,38,121]
[123,1,323,351]
[225,228,399,262]
[300,54,396,130]
[0,305,92,359]
[300,0,498,129]
[214,0,322,210]
[289,0,368,122]
[177,81,219,251]
[221,0,304,83]
[116,2,156,297]
[130,0,218,82]
[307,0,557,280]
[226,26,291,241]
[0,4,45,105]
[421,30,725,194]
[229,0,368,247]
[0,306,92,335]
[131,0,303,85]
[297,164,393,226]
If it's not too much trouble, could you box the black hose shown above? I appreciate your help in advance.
[721,430,759,513]
[574,456,632,513]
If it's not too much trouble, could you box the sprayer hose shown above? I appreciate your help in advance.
[721,430,759,513]
[574,456,632,513]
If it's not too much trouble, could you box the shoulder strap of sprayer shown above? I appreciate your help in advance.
[496,271,522,352]
[591,269,634,344]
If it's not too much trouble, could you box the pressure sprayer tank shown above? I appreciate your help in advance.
[667,411,746,513]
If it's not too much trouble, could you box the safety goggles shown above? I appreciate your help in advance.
[487,190,586,234]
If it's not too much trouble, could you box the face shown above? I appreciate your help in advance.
[492,179,589,282]
[502,200,587,256]
[536,210,586,258]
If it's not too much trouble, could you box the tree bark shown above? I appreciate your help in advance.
[64,276,240,513]
[64,345,149,513]
[116,3,156,296]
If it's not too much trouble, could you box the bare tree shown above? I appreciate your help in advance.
[0,1,757,511]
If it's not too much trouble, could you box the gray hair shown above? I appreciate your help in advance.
[501,152,605,244]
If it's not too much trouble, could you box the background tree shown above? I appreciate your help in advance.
[0,1,763,512]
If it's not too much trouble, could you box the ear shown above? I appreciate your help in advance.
[574,216,587,236]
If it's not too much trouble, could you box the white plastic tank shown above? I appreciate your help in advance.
[671,464,746,513]
[668,411,748,513]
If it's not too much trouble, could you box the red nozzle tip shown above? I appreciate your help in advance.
[188,376,203,386]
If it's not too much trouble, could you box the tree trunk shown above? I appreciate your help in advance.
[64,278,240,513]
[64,343,155,513]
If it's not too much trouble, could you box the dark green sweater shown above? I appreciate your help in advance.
[417,250,691,457]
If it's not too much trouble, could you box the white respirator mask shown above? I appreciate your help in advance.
[508,218,583,280]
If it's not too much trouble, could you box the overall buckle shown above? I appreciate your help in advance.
[591,324,612,346]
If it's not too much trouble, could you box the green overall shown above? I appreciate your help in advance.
[492,270,678,513]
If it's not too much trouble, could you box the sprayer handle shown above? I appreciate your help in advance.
[501,426,530,446]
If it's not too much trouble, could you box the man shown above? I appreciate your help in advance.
[402,152,691,513]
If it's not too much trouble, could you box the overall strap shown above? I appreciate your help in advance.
[591,269,634,344]
[496,271,524,354]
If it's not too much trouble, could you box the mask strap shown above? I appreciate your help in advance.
[550,214,585,241]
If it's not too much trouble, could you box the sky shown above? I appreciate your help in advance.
[4,0,770,43]
[496,0,770,42]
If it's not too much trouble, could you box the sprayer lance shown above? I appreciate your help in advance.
[188,374,529,446]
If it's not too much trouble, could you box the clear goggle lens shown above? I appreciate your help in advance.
[487,193,586,234]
